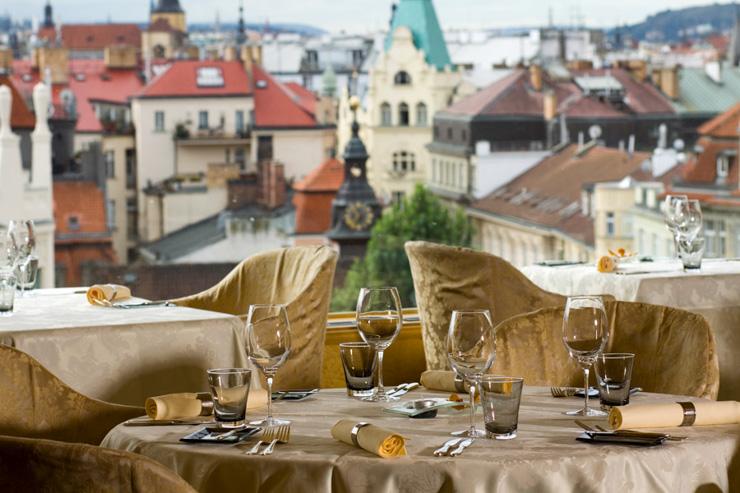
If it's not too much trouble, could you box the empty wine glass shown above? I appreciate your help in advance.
[663,194,687,257]
[7,220,36,297]
[447,309,496,438]
[245,304,291,427]
[562,296,609,417]
[674,199,702,242]
[355,287,403,402]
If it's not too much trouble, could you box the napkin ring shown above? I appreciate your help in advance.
[677,401,696,427]
[196,393,214,416]
[454,376,466,393]
[351,422,370,447]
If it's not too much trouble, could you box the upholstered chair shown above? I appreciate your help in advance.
[491,301,720,399]
[0,345,144,445]
[172,245,338,391]
[0,435,196,493]
[405,241,568,370]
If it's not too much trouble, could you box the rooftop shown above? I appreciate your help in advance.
[137,60,251,99]
[0,76,36,129]
[53,181,112,242]
[697,102,740,138]
[672,64,740,115]
[37,23,142,51]
[252,65,320,128]
[293,157,344,235]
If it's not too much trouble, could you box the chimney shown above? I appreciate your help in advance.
[258,161,286,209]
[0,48,11,74]
[628,134,635,156]
[224,46,238,62]
[241,45,254,81]
[31,82,52,191]
[529,64,543,91]
[37,47,69,84]
[628,59,647,82]
[659,66,679,100]
[543,90,557,121]
[184,45,200,60]
[104,45,138,69]
[577,131,584,151]
[704,60,722,84]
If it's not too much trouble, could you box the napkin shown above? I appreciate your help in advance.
[330,419,407,458]
[596,255,616,273]
[145,392,214,420]
[86,284,132,305]
[420,370,466,392]
[609,401,740,430]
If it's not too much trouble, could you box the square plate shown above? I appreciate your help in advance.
[180,426,260,444]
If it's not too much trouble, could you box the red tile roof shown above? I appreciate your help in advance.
[0,76,36,129]
[292,158,343,234]
[293,157,344,192]
[681,137,737,184]
[697,102,740,138]
[284,82,317,115]
[252,65,319,127]
[38,24,141,51]
[148,18,176,33]
[53,181,112,240]
[137,60,251,98]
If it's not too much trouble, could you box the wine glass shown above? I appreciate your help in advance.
[355,287,403,402]
[447,309,496,438]
[562,296,609,417]
[674,199,702,242]
[245,304,291,426]
[7,220,36,297]
[663,195,687,257]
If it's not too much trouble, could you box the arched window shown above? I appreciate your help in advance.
[380,103,391,126]
[394,71,411,85]
[398,102,409,127]
[416,102,427,126]
[153,44,165,58]
[392,151,415,173]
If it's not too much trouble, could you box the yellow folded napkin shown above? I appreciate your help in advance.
[86,284,132,305]
[145,388,269,420]
[609,401,740,430]
[596,255,616,273]
[331,419,406,458]
[420,370,465,392]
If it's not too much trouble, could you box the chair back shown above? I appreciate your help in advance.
[172,245,338,390]
[405,241,566,370]
[0,345,144,444]
[0,435,196,493]
[492,301,719,399]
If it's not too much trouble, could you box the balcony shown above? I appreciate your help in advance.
[174,125,251,147]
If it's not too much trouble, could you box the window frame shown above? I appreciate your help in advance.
[198,111,209,130]
[398,102,409,127]
[154,111,165,132]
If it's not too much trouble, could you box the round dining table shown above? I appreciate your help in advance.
[101,387,740,493]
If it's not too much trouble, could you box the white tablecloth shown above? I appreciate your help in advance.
[0,288,248,406]
[523,259,740,400]
[102,388,740,493]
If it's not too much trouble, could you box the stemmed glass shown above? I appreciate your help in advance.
[7,220,37,296]
[245,304,291,426]
[674,199,702,242]
[355,287,403,402]
[446,309,496,438]
[663,195,687,257]
[562,296,609,417]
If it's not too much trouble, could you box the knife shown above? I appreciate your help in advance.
[388,382,419,398]
[449,438,474,457]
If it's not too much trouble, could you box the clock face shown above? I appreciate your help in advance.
[343,201,375,231]
[350,166,362,178]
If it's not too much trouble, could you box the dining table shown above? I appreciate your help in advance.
[0,288,249,406]
[101,387,740,493]
[522,258,740,401]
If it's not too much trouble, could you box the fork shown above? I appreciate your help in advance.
[260,424,291,455]
[550,387,577,398]
[245,427,277,455]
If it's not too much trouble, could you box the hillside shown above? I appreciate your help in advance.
[617,2,739,42]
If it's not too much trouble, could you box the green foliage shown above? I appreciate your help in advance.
[331,184,473,311]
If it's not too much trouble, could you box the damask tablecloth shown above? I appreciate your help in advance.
[0,289,249,406]
[102,388,740,493]
[522,260,740,401]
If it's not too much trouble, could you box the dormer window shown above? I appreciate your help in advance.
[394,71,411,85]
[717,155,730,182]
[196,67,224,88]
[68,215,80,231]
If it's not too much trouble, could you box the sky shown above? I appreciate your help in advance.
[3,0,732,31]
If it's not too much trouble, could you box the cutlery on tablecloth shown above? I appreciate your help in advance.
[245,424,291,455]
[388,382,419,398]
[550,387,578,398]
[124,419,208,427]
[433,438,463,456]
[575,420,686,442]
[271,389,318,401]
[448,438,474,457]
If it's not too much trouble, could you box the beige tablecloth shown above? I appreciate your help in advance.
[102,388,740,493]
[523,260,740,401]
[0,288,250,406]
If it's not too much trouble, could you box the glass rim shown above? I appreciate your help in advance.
[566,295,603,300]
[359,286,399,292]
[451,308,491,315]
[598,352,635,360]
[207,367,252,375]
[339,341,372,348]
[479,375,524,383]
[247,303,287,310]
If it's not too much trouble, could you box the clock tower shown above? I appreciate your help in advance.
[328,97,382,279]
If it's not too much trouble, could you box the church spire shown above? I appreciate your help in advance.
[236,0,246,46]
[42,0,54,29]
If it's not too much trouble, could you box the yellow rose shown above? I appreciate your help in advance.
[597,255,616,273]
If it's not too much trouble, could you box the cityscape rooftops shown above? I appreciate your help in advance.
[0,76,35,129]
[251,64,320,128]
[37,23,142,51]
[671,63,740,115]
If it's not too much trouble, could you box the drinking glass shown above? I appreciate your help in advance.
[562,295,609,417]
[674,199,702,242]
[245,304,291,427]
[0,269,16,316]
[447,309,496,438]
[480,376,524,440]
[355,287,402,402]
[663,194,687,257]
[594,353,634,411]
[339,342,376,398]
[678,236,705,270]
[7,220,36,297]
[207,368,252,428]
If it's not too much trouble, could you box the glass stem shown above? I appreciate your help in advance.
[468,381,477,432]
[266,376,273,420]
[583,367,590,415]
[376,349,385,393]
[19,264,25,297]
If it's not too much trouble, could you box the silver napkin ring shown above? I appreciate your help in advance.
[454,376,466,393]
[678,401,697,427]
[351,422,370,447]
[197,393,214,416]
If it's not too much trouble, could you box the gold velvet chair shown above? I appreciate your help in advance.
[491,301,720,399]
[0,345,144,445]
[0,435,196,493]
[405,241,568,370]
[172,245,338,391]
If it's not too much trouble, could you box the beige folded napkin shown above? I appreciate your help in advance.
[331,419,407,458]
[609,401,740,430]
[86,284,132,305]
[145,389,269,420]
[420,370,465,393]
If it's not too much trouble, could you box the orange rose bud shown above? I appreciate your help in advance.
[597,255,616,273]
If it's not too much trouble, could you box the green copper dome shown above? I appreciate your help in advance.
[384,0,452,71]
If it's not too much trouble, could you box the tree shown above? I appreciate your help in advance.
[331,184,473,311]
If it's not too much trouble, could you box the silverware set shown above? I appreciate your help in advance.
[388,382,419,398]
[575,420,686,441]
[244,424,291,455]
[433,437,474,457]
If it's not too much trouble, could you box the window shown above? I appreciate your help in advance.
[717,155,730,181]
[622,213,633,237]
[392,151,415,173]
[257,135,273,162]
[236,110,245,134]
[434,125,439,138]
[416,103,427,126]
[398,103,409,127]
[431,158,437,183]
[394,71,411,85]
[68,215,80,231]
[380,103,391,126]
[705,219,726,257]
[447,127,453,140]
[154,111,164,132]
[198,111,209,130]
[196,67,224,87]
[605,212,615,237]
[392,191,405,204]
[107,199,116,230]
[125,148,136,190]
[235,148,246,170]
[104,150,115,178]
